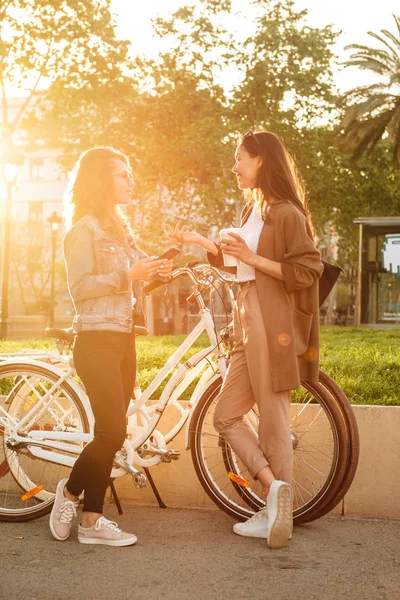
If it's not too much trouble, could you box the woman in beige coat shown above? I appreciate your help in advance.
[168,130,323,549]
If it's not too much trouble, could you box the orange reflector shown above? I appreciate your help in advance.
[21,485,44,501]
[228,472,250,487]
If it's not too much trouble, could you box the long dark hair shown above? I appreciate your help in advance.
[64,146,133,239]
[240,130,312,227]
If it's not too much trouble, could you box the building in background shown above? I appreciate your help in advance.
[354,217,400,326]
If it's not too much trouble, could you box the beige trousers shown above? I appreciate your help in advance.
[213,282,293,484]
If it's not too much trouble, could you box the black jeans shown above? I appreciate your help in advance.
[66,330,136,513]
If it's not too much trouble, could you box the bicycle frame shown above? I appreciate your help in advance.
[0,266,234,475]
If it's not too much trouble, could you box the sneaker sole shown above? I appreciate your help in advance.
[78,536,137,547]
[233,527,268,539]
[267,484,292,549]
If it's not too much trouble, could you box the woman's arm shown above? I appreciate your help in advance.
[166,225,237,274]
[220,234,282,279]
[64,225,169,302]
[279,210,323,292]
[221,209,323,288]
[64,224,129,302]
[166,226,218,256]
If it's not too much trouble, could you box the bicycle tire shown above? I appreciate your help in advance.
[190,373,351,525]
[309,371,359,519]
[0,362,89,522]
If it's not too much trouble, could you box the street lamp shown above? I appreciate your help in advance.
[0,160,18,339]
[47,212,62,328]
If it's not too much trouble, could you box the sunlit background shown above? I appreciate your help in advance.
[1,0,399,336]
[111,0,400,91]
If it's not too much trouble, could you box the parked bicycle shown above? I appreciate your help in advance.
[0,264,359,524]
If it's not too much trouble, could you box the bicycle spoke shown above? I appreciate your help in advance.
[0,364,87,520]
[191,376,347,524]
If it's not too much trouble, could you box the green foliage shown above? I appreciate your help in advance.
[336,14,400,164]
[15,0,400,266]
[1,328,399,405]
[141,328,400,406]
[232,0,338,128]
[10,220,66,313]
[319,327,400,406]
[0,0,130,131]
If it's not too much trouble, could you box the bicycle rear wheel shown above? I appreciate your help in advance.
[311,371,359,519]
[190,373,352,525]
[0,363,89,522]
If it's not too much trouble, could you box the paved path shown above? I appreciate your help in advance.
[1,505,399,600]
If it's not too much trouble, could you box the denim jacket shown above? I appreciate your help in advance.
[63,215,146,333]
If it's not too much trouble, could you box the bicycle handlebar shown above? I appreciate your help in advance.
[143,264,236,296]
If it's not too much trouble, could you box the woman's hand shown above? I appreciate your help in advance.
[220,233,256,265]
[166,224,219,256]
[128,258,173,281]
[166,224,203,247]
[156,259,173,280]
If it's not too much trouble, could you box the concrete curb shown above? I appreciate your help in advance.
[115,405,400,519]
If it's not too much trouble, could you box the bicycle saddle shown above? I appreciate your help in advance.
[45,327,75,343]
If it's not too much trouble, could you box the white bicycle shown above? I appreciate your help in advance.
[0,263,359,525]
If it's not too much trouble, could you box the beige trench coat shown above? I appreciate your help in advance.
[208,200,324,392]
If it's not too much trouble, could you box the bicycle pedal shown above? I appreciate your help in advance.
[132,472,147,489]
[114,453,145,484]
[160,449,180,463]
[169,450,180,461]
[161,450,181,463]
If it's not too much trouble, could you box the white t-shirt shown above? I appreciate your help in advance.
[236,204,265,282]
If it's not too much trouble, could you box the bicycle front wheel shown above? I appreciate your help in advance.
[190,374,351,525]
[0,362,89,522]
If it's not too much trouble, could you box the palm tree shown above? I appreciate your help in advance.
[336,14,400,164]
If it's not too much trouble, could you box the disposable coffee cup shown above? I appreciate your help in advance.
[219,227,242,267]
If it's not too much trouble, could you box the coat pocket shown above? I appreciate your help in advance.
[293,309,313,355]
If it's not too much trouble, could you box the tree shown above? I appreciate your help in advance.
[33,0,239,252]
[0,0,130,154]
[0,0,132,316]
[10,220,66,315]
[126,0,340,246]
[231,0,338,131]
[25,0,398,268]
[335,14,400,164]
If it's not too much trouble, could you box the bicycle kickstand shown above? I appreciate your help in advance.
[109,479,124,515]
[143,467,167,509]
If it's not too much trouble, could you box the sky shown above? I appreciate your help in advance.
[110,0,400,93]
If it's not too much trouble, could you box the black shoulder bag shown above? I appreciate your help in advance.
[319,260,343,307]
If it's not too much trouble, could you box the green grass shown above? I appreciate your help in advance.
[1,328,399,405]
[319,327,400,406]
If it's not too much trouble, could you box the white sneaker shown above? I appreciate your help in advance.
[233,508,268,538]
[78,516,137,547]
[266,480,293,549]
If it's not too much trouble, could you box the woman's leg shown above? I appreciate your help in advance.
[224,285,293,547]
[241,285,293,486]
[120,329,137,412]
[213,294,270,480]
[214,285,292,486]
[66,331,132,516]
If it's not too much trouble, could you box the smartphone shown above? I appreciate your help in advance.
[156,247,181,261]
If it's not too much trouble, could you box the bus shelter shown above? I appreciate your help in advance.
[354,217,400,326]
